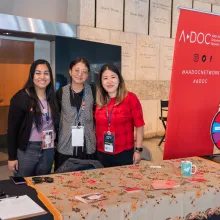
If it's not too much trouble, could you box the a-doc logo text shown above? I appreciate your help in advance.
[179,30,211,45]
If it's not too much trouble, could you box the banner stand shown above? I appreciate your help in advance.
[164,7,220,159]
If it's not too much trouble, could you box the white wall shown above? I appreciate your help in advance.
[0,0,68,23]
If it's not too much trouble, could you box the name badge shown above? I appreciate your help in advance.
[72,126,84,147]
[104,132,115,153]
[42,130,54,149]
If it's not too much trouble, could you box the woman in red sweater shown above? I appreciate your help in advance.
[95,64,145,167]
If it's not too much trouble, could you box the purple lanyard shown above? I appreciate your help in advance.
[106,101,115,131]
[39,99,50,122]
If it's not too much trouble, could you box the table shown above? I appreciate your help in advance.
[0,179,53,220]
[26,157,220,220]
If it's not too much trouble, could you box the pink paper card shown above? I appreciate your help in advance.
[125,187,141,193]
[186,178,206,183]
[152,180,180,189]
[131,174,143,179]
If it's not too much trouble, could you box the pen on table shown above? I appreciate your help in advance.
[149,166,162,168]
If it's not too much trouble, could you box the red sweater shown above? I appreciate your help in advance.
[95,92,145,154]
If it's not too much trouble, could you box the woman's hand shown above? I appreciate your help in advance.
[8,160,18,172]
[133,151,141,164]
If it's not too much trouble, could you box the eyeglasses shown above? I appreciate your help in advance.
[72,68,88,76]
[32,176,54,184]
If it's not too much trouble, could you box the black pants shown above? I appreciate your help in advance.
[54,148,96,171]
[97,148,134,168]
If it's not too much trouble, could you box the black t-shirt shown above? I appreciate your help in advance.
[72,89,84,112]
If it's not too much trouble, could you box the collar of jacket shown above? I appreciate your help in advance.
[69,85,74,106]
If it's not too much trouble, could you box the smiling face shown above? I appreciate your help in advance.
[69,62,89,85]
[33,64,51,90]
[101,69,120,98]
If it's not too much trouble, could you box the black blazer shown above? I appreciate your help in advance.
[7,90,34,160]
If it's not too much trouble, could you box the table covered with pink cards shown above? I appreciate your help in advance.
[26,157,220,220]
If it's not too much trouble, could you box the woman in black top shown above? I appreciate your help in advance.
[7,59,59,177]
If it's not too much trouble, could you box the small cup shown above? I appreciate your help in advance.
[181,161,197,177]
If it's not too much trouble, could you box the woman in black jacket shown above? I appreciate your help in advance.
[7,59,59,177]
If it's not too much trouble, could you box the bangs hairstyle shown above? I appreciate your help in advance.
[69,57,90,83]
[96,63,127,108]
[24,59,59,131]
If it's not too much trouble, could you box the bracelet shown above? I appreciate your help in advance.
[135,147,143,153]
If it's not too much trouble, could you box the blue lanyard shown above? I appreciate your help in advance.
[106,100,115,131]
[72,89,86,125]
[39,99,50,122]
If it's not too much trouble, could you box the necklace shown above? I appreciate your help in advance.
[38,99,50,122]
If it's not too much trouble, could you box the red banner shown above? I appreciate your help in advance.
[164,9,220,159]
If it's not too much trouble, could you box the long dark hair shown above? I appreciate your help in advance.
[24,59,59,131]
[96,63,127,108]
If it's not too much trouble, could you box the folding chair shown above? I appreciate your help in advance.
[141,146,152,161]
[158,100,169,146]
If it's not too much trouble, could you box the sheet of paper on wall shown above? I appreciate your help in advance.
[0,195,46,219]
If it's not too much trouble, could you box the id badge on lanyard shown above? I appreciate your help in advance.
[42,130,54,149]
[104,131,115,153]
[71,89,85,147]
[72,126,84,147]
